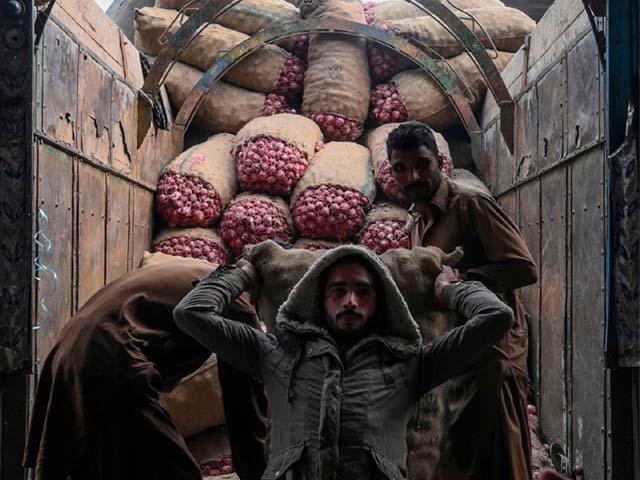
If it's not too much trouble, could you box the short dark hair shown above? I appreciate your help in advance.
[386,122,440,158]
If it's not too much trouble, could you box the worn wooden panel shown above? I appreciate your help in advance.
[121,31,144,88]
[515,88,538,181]
[106,175,131,283]
[496,117,515,193]
[111,79,136,173]
[537,60,565,170]
[518,179,541,395]
[77,162,106,308]
[540,167,568,448]
[566,33,601,154]
[479,122,498,194]
[41,21,78,146]
[481,48,525,128]
[136,87,173,186]
[34,144,75,366]
[131,187,154,269]
[78,52,112,165]
[570,148,606,477]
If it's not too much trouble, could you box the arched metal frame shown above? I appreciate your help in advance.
[137,0,516,155]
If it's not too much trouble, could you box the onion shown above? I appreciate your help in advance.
[357,219,409,254]
[156,172,222,227]
[153,236,228,264]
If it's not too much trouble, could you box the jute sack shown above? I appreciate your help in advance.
[154,0,300,36]
[368,0,505,24]
[362,202,408,227]
[293,238,343,251]
[165,62,266,134]
[134,7,290,93]
[450,168,492,197]
[160,355,226,439]
[163,133,238,209]
[357,203,410,254]
[388,51,513,130]
[290,142,376,207]
[153,227,231,264]
[234,113,323,163]
[387,7,535,58]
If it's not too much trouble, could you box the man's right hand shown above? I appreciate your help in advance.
[236,259,261,302]
[434,265,461,308]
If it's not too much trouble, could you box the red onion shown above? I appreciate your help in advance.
[262,93,294,117]
[291,35,309,63]
[201,455,234,477]
[307,112,364,142]
[153,236,229,264]
[156,172,222,227]
[274,54,306,99]
[376,159,408,203]
[368,40,400,84]
[292,185,370,241]
[363,2,376,24]
[369,82,409,125]
[357,219,409,254]
[235,135,309,195]
[315,140,325,153]
[219,198,294,255]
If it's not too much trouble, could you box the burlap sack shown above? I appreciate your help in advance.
[153,227,231,254]
[290,142,376,207]
[363,202,408,228]
[387,7,535,58]
[234,113,324,162]
[370,0,505,24]
[140,250,216,267]
[134,7,290,93]
[293,238,343,251]
[364,122,452,178]
[450,168,491,197]
[163,133,238,207]
[165,62,266,134]
[154,0,300,35]
[228,192,296,232]
[160,355,226,439]
[393,51,513,130]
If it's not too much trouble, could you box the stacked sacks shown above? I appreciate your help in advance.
[301,0,371,141]
[365,122,453,204]
[357,203,409,255]
[369,51,513,130]
[364,0,506,26]
[156,133,237,227]
[134,7,305,99]
[233,114,324,195]
[219,193,295,255]
[291,142,376,241]
[152,228,231,264]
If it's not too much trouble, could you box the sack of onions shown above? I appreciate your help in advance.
[134,7,305,98]
[219,193,295,256]
[363,0,505,25]
[152,227,230,264]
[164,62,292,135]
[291,142,376,241]
[156,133,237,227]
[357,203,409,255]
[233,114,323,195]
[293,238,343,251]
[364,122,452,203]
[302,0,370,141]
[369,51,513,130]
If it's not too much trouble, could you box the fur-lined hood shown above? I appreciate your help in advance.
[275,245,423,356]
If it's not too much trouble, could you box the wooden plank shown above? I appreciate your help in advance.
[479,122,498,194]
[77,162,106,308]
[121,31,144,88]
[77,51,112,165]
[34,144,75,366]
[111,79,136,173]
[566,33,602,154]
[136,87,173,186]
[131,186,154,269]
[518,179,541,398]
[496,117,515,193]
[480,49,525,128]
[106,175,131,283]
[570,147,606,477]
[540,167,568,448]
[42,21,78,147]
[537,60,565,170]
[515,88,538,181]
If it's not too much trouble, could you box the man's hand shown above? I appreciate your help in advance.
[434,265,461,308]
[236,259,261,302]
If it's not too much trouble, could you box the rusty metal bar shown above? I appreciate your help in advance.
[169,20,481,155]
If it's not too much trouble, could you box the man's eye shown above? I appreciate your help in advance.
[392,164,405,172]
[333,287,347,295]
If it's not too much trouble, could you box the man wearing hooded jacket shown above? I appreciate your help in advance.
[174,245,516,480]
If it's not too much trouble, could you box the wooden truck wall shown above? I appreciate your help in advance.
[478,0,610,477]
[32,0,172,368]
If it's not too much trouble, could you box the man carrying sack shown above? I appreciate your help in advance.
[387,122,538,480]
[23,257,260,480]
[174,244,516,479]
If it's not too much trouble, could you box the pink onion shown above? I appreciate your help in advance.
[156,172,222,227]
[262,93,294,117]
[307,112,364,142]
[376,159,408,203]
[153,236,228,264]
[357,219,409,254]
[274,54,306,99]
[201,455,234,477]
[369,82,409,125]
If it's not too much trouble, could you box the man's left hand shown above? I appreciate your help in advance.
[434,265,461,307]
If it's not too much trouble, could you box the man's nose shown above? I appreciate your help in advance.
[344,291,357,308]
[410,168,420,181]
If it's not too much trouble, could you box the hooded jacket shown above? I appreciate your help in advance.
[174,245,514,480]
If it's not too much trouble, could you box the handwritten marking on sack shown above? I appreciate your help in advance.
[328,66,344,81]
[181,153,207,172]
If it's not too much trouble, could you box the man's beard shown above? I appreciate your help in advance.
[404,174,441,202]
